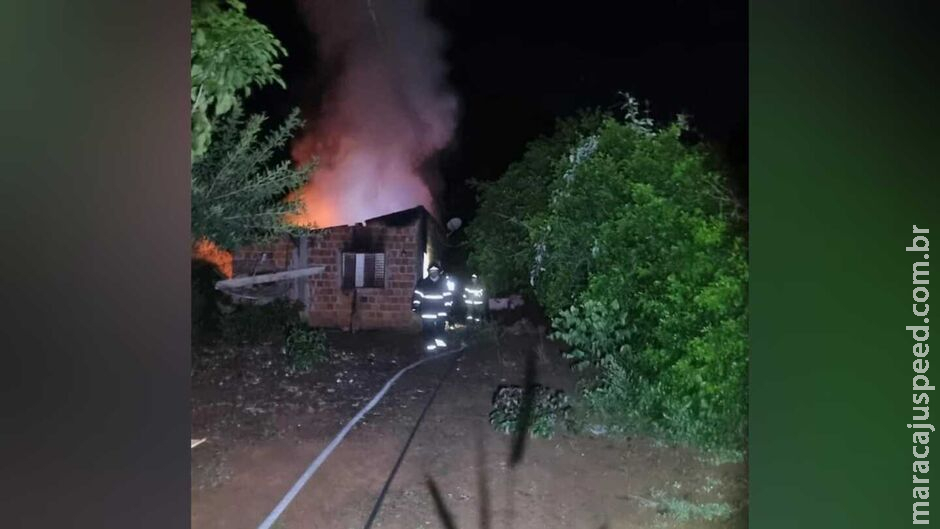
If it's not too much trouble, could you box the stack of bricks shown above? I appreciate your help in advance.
[306,223,422,330]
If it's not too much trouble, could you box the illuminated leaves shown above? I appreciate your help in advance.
[191,0,288,159]
[191,107,315,250]
[470,99,748,449]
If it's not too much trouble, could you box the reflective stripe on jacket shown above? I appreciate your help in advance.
[413,276,451,317]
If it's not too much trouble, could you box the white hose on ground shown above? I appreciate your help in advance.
[256,344,465,529]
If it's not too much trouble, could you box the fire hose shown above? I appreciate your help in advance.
[361,344,463,529]
[255,342,466,529]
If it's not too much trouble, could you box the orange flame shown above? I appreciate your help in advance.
[286,133,437,229]
[286,0,456,230]
[193,239,233,278]
[284,183,337,229]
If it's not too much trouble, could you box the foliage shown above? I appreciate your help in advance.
[284,324,330,373]
[551,115,748,449]
[466,110,607,297]
[218,298,305,344]
[190,0,309,253]
[191,106,313,251]
[489,384,570,439]
[469,95,748,450]
[192,259,228,340]
[644,488,734,523]
[696,447,745,466]
[191,0,287,159]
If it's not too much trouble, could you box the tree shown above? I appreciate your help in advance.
[469,96,748,449]
[191,0,287,160]
[465,110,606,296]
[190,0,313,253]
[191,106,313,251]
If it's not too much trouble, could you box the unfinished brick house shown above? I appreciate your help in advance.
[230,206,445,330]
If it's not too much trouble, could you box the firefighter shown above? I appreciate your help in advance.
[412,262,453,352]
[462,274,486,325]
[444,273,458,326]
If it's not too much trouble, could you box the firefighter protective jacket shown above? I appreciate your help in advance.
[412,275,453,320]
[463,283,486,307]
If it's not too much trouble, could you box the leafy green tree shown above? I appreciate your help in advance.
[466,110,606,296]
[191,0,287,159]
[469,97,748,449]
[189,0,312,253]
[191,106,313,251]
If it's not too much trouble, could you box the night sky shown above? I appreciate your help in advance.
[245,0,747,223]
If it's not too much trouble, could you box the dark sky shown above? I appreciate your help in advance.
[245,0,747,221]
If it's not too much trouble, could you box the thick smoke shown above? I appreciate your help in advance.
[289,0,458,228]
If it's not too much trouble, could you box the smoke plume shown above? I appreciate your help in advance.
[290,0,458,228]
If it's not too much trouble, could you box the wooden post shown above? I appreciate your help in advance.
[289,241,300,301]
[297,236,310,312]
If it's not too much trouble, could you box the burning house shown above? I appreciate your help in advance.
[203,0,458,332]
[229,205,445,330]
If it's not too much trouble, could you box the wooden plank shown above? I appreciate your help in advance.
[215,266,325,290]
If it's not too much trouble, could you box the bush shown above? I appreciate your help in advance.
[550,116,747,449]
[470,96,748,450]
[218,298,305,344]
[192,259,227,340]
[284,325,330,372]
[489,385,570,439]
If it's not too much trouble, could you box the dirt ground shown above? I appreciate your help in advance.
[191,324,747,529]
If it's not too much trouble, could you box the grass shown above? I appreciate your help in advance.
[699,476,724,495]
[284,324,330,373]
[635,484,734,524]
[695,447,745,466]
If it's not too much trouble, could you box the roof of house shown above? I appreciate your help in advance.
[363,205,433,227]
[300,205,445,234]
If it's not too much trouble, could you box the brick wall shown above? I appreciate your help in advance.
[307,223,422,330]
[231,238,294,276]
[227,210,437,331]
